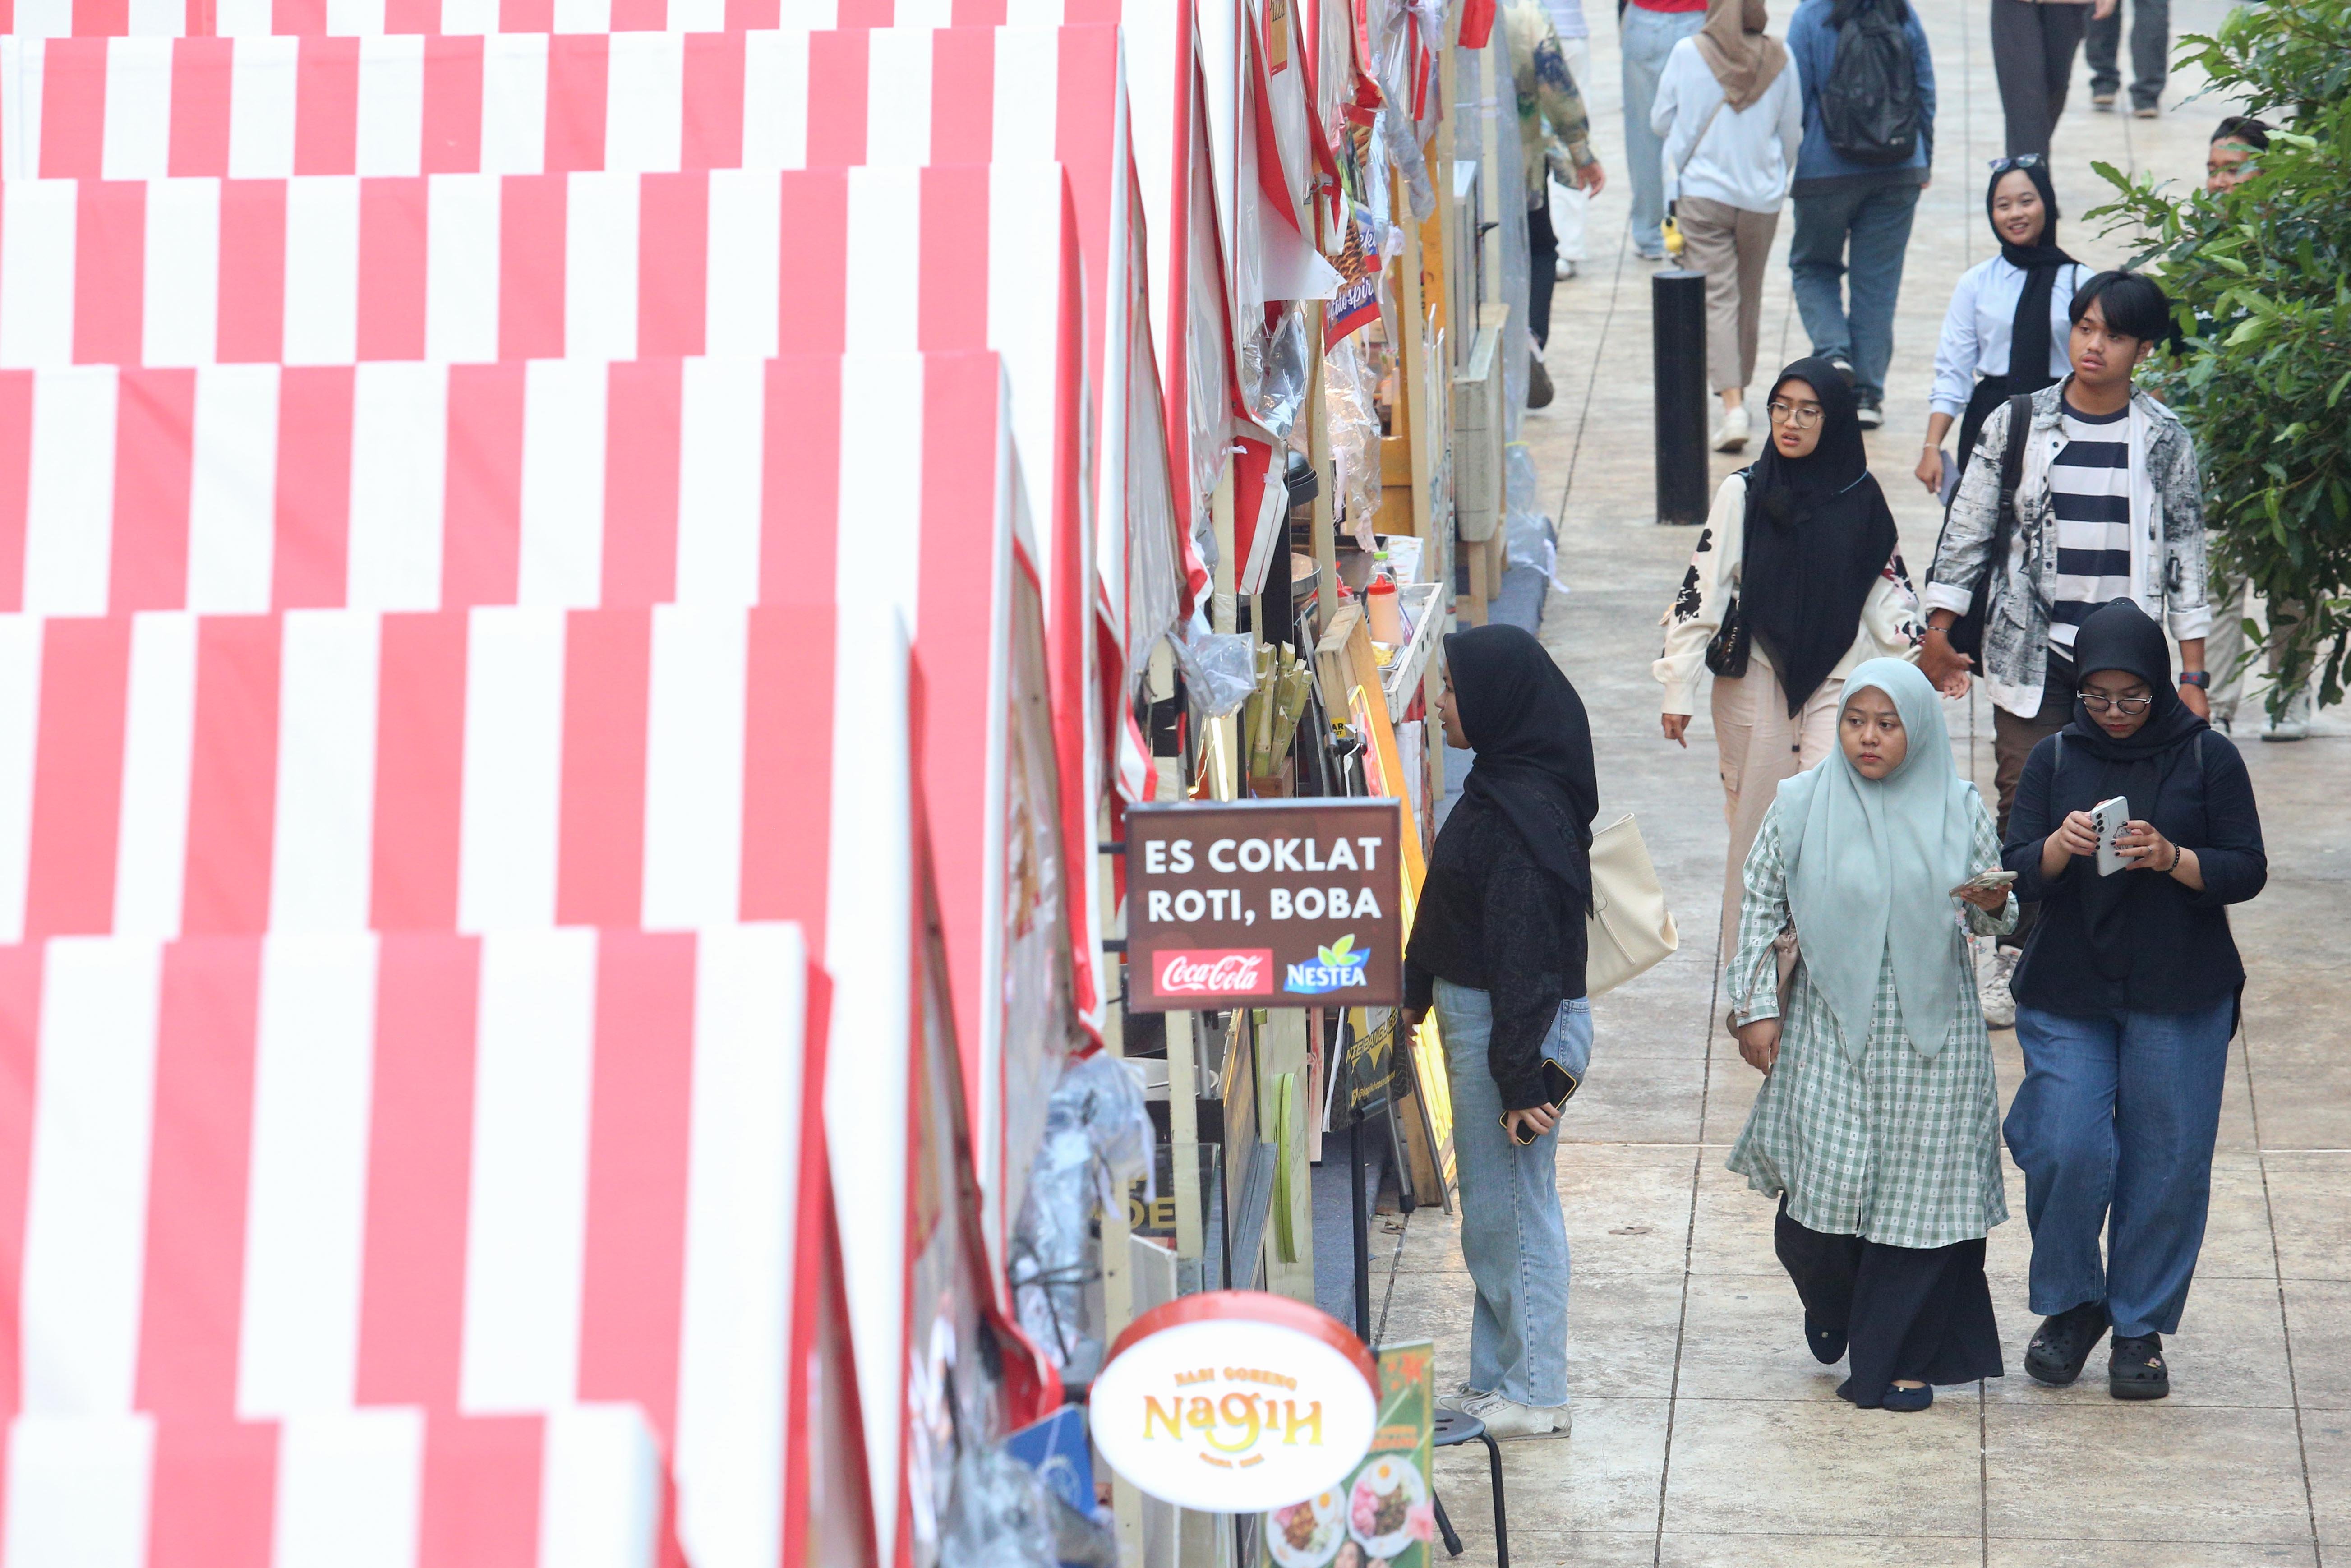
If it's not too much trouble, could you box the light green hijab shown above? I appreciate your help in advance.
[1775,658,1980,1060]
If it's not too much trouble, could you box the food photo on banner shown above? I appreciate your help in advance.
[1265,1341,1440,1568]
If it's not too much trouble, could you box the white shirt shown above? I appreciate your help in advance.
[1928,255,2091,418]
[1650,38,1803,215]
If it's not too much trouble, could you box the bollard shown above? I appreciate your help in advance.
[1652,268,1710,525]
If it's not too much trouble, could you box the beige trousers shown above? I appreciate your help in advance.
[1712,664,1844,954]
[1677,196,1780,395]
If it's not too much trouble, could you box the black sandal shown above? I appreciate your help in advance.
[1805,1317,1848,1365]
[2109,1333,2170,1400]
[2025,1301,2111,1386]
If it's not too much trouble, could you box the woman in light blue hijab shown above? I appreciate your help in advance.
[1724,659,2017,1412]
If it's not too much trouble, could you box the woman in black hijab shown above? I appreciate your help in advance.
[1402,623,1598,1440]
[1656,357,1922,952]
[1999,601,2267,1402]
[1918,157,2087,496]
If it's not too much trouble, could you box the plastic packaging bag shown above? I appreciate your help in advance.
[938,1446,1060,1568]
[1170,604,1260,720]
[1323,333,1384,550]
[1009,1055,1153,1384]
[1503,441,1559,584]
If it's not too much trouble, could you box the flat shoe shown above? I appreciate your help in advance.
[2025,1301,2110,1386]
[1805,1318,1848,1365]
[2110,1333,2171,1400]
[1880,1383,1933,1413]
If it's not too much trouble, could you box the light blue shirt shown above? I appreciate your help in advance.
[1929,255,2091,418]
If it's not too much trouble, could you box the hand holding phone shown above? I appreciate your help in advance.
[1948,869,2018,898]
[2091,796,2131,877]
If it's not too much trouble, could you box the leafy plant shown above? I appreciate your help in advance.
[2088,0,2351,712]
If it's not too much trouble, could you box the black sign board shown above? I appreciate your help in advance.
[1124,799,1403,1011]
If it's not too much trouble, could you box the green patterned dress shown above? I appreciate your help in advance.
[1725,796,2016,1249]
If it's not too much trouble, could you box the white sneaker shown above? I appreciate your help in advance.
[1435,1383,1489,1415]
[1713,405,1750,453]
[1555,258,1578,281]
[2263,688,2313,742]
[1459,1391,1571,1440]
[1978,946,2020,1030]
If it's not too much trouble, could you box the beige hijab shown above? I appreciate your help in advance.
[1695,0,1789,112]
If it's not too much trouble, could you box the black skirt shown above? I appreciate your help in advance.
[1775,1200,2005,1407]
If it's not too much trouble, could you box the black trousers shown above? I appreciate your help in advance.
[1529,200,1558,349]
[1991,0,2090,157]
[1776,1200,2005,1406]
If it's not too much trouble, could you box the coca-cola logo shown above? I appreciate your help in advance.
[1153,949,1274,997]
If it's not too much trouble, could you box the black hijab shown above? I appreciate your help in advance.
[1738,360,1900,717]
[1445,623,1599,908]
[1987,161,2077,394]
[2062,600,2208,973]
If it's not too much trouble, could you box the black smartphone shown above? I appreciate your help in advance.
[1502,1059,1581,1146]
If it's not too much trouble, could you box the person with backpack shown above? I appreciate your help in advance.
[1914,157,2088,499]
[1997,600,2266,1401]
[1918,271,2213,1026]
[1992,0,2117,158]
[1649,0,1803,452]
[1784,0,1936,430]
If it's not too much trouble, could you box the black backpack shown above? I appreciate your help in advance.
[1818,0,1925,167]
[1938,394,2033,663]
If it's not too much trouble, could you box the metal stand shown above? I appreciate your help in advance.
[1350,1110,1372,1342]
[1652,268,1710,525]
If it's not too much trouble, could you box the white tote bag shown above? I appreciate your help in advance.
[1585,814,1678,996]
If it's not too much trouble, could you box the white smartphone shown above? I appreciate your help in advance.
[2092,796,2131,877]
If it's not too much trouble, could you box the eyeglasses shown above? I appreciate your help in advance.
[1766,401,1824,429]
[1988,153,2047,172]
[2078,691,2154,715]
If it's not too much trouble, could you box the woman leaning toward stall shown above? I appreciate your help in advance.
[2000,601,2267,1400]
[1728,659,2014,1411]
[1401,623,1600,1440]
[1916,156,2087,498]
[1657,358,1926,952]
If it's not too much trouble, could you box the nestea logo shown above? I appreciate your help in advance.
[1284,934,1370,995]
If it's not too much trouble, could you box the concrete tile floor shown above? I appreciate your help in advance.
[1371,0,2350,1559]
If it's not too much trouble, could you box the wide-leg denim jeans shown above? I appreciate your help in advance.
[2005,997,2235,1338]
[1434,978,1593,1408]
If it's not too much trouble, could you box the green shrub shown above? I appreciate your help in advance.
[2090,0,2351,713]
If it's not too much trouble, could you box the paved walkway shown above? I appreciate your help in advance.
[1380,2,2351,1560]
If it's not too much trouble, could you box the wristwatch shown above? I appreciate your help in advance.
[2179,671,2211,689]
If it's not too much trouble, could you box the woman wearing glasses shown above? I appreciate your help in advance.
[1916,156,2086,500]
[1999,600,2267,1400]
[1657,358,1926,954]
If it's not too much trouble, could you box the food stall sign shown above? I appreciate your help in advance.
[1125,800,1403,1011]
[1087,1291,1380,1513]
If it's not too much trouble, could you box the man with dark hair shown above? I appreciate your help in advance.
[2206,116,2270,193]
[1919,269,2212,1021]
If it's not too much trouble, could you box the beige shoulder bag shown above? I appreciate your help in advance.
[1585,815,1679,996]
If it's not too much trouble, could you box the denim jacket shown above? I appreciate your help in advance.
[1923,381,2212,718]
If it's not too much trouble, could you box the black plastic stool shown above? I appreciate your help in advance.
[1429,1411,1508,1567]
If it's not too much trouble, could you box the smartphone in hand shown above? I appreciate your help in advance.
[1948,868,2018,898]
[2091,796,2130,877]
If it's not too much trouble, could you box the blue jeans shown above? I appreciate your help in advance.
[1787,180,1922,406]
[2004,998,2236,1338]
[1621,4,1706,255]
[1433,979,1593,1407]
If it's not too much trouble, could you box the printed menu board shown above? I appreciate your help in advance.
[1260,1340,1437,1567]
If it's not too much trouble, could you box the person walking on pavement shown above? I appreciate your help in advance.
[1623,0,1712,261]
[1999,600,2267,1401]
[1727,659,2016,1413]
[1544,0,1596,280]
[1918,270,2214,1028]
[2087,0,2167,118]
[1784,0,1937,430]
[1651,0,1802,452]
[1507,0,1607,406]
[1404,623,1601,1439]
[1657,360,1926,954]
[1992,0,2117,158]
[2194,119,2313,741]
[1916,157,2088,500]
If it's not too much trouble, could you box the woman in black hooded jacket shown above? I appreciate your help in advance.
[2000,600,2266,1402]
